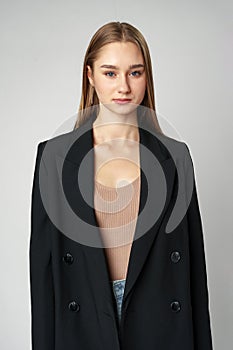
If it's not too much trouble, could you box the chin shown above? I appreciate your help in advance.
[108,102,139,117]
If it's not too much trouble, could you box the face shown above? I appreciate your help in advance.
[87,42,147,115]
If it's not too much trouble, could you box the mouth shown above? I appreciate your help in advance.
[112,99,132,104]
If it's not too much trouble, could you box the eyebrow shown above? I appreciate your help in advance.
[99,64,145,69]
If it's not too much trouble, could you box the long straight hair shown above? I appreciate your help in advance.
[73,21,164,134]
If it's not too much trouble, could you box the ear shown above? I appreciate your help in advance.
[86,65,95,87]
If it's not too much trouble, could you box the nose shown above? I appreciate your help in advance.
[117,74,131,94]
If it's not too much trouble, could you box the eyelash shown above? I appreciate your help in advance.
[104,71,142,77]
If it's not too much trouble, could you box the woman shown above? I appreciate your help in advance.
[29,21,213,349]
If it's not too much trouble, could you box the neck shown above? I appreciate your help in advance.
[92,103,139,144]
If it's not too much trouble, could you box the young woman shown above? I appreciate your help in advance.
[29,21,213,350]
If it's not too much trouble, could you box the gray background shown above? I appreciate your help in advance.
[1,0,232,349]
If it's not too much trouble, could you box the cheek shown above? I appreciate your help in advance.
[95,79,114,95]
[135,79,147,94]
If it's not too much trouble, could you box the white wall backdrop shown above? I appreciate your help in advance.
[0,0,232,349]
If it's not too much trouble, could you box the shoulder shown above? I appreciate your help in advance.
[151,130,192,165]
[36,127,84,164]
[37,128,76,151]
[36,116,93,159]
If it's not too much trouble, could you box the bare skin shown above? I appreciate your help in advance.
[93,124,141,188]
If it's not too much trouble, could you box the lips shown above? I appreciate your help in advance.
[113,99,132,104]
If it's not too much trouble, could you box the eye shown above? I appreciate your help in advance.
[104,71,115,77]
[130,71,142,77]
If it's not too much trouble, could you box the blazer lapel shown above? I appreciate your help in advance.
[59,110,176,319]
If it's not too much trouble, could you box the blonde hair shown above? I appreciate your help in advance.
[73,21,163,134]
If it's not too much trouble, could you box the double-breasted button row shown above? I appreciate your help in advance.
[63,253,79,312]
[63,252,74,265]
[68,301,80,312]
[170,251,181,312]
[170,251,181,263]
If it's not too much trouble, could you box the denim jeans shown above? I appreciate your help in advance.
[111,279,126,323]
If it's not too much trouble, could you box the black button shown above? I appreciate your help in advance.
[170,251,181,263]
[68,301,80,312]
[63,253,74,265]
[170,301,181,312]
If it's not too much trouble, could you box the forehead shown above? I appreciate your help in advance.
[95,42,144,65]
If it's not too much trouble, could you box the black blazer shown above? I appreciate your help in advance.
[29,112,213,350]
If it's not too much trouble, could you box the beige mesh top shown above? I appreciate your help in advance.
[94,175,141,282]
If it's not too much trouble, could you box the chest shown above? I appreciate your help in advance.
[93,142,140,188]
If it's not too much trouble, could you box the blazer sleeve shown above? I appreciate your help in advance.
[184,144,213,350]
[29,141,55,350]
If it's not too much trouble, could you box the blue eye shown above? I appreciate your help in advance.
[105,71,115,77]
[104,70,143,77]
[131,71,142,76]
